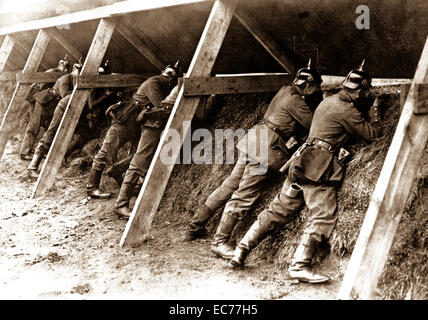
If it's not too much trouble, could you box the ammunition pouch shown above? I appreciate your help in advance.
[106,100,141,123]
[289,138,346,185]
[26,84,41,103]
[136,102,173,126]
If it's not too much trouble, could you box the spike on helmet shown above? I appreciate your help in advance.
[293,58,322,86]
[343,59,372,90]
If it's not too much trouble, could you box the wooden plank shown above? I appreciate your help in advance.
[321,75,412,88]
[120,0,239,247]
[45,28,84,61]
[76,73,152,88]
[413,82,428,114]
[0,72,17,82]
[337,36,428,300]
[32,18,116,198]
[16,72,64,83]
[234,9,296,74]
[0,29,50,161]
[115,21,170,71]
[0,35,16,72]
[0,0,212,36]
[183,74,294,95]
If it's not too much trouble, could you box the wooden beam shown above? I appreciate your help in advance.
[0,0,212,36]
[115,21,170,71]
[234,9,296,74]
[45,28,84,61]
[0,72,17,82]
[16,72,63,84]
[76,73,152,88]
[183,73,293,95]
[321,75,412,88]
[0,35,16,72]
[399,83,411,111]
[120,0,239,247]
[337,36,428,300]
[413,82,428,114]
[0,29,50,161]
[32,18,116,198]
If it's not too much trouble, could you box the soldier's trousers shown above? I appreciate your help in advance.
[116,125,163,207]
[205,154,272,220]
[91,118,140,172]
[242,178,338,248]
[20,100,57,156]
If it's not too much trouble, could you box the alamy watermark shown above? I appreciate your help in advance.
[158,121,270,175]
[355,5,370,30]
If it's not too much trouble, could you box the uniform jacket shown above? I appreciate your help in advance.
[113,75,176,128]
[33,72,75,105]
[289,90,382,185]
[237,85,317,170]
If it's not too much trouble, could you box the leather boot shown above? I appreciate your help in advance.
[288,234,329,283]
[86,168,112,199]
[115,182,134,219]
[210,212,237,260]
[183,204,214,241]
[27,147,46,178]
[230,220,269,268]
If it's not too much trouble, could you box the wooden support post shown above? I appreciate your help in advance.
[234,9,296,74]
[32,18,116,198]
[115,20,170,71]
[45,28,84,61]
[0,35,16,72]
[120,0,239,247]
[337,37,428,300]
[0,29,50,160]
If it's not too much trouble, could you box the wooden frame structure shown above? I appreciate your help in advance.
[337,36,428,300]
[0,0,426,299]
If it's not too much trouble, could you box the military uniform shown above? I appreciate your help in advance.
[114,77,177,211]
[20,69,69,157]
[232,89,382,279]
[30,73,76,155]
[187,85,321,258]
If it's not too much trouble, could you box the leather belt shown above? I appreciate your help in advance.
[262,119,289,143]
[308,137,336,152]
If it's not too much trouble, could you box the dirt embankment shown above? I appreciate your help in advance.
[0,86,426,299]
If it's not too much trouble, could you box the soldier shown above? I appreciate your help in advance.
[230,61,383,284]
[184,60,324,262]
[86,62,180,201]
[20,55,70,160]
[114,74,182,218]
[27,61,116,178]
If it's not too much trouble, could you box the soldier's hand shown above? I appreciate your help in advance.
[368,97,381,123]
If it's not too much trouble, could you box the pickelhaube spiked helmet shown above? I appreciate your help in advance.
[58,54,70,68]
[294,59,322,86]
[162,60,181,77]
[343,59,372,89]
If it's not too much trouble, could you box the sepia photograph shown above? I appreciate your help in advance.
[0,0,427,304]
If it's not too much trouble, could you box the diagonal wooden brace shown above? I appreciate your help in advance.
[31,18,116,198]
[0,29,50,161]
[120,0,240,247]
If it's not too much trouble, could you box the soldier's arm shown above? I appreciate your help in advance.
[342,106,382,141]
[288,98,314,129]
[57,75,73,98]
[144,80,164,107]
